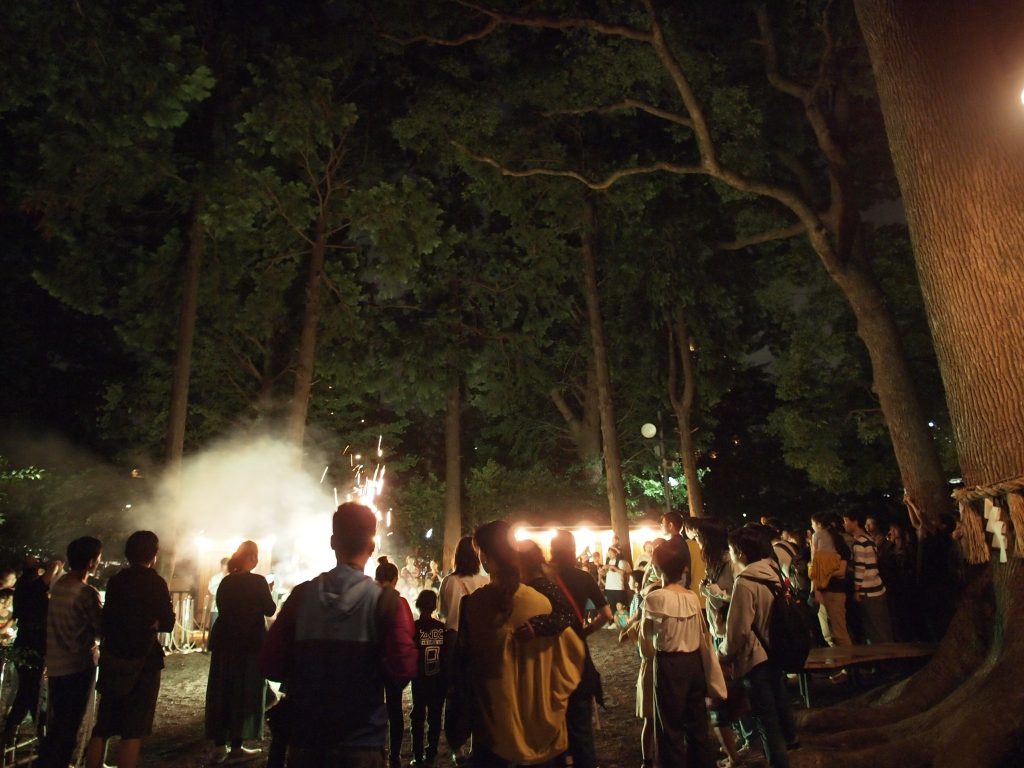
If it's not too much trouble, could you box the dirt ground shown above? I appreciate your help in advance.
[110,629,885,767]
[128,629,643,767]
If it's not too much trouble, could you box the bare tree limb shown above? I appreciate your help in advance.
[754,1,850,240]
[451,140,703,189]
[550,388,579,427]
[378,13,502,46]
[541,98,693,128]
[716,222,806,250]
[458,1,652,42]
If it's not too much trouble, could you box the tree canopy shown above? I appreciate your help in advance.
[0,0,952,556]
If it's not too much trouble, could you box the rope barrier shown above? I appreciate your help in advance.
[951,474,1024,559]
[956,500,991,564]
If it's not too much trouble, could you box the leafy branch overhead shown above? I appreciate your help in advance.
[383,0,952,522]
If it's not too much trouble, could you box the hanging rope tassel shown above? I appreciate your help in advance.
[1005,491,1024,558]
[958,500,991,565]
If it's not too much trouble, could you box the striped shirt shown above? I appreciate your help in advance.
[851,534,886,598]
[45,575,102,677]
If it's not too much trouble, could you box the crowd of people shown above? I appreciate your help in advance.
[0,502,962,768]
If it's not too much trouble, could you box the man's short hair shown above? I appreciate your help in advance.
[67,537,102,570]
[843,510,867,527]
[332,503,377,557]
[662,511,684,533]
[728,525,771,564]
[125,531,159,565]
[652,537,689,583]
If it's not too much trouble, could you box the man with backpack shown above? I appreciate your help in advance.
[721,526,799,768]
[259,503,417,768]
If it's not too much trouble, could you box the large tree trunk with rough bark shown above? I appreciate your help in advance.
[667,305,704,517]
[287,215,327,448]
[794,3,1024,765]
[581,203,631,557]
[442,366,463,571]
[854,0,1024,484]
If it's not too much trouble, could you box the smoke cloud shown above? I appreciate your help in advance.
[145,434,341,586]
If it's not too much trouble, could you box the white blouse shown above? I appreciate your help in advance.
[642,587,705,653]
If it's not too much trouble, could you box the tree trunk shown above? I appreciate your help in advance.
[668,306,705,517]
[287,215,327,448]
[581,202,631,558]
[442,367,462,571]
[855,0,1024,486]
[550,364,603,484]
[830,250,950,521]
[164,195,204,471]
[792,3,1024,765]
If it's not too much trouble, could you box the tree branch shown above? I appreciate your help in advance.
[716,222,806,250]
[754,1,850,246]
[417,1,842,268]
[451,140,703,190]
[541,98,692,128]
[550,388,579,428]
[378,13,502,46]
[458,1,652,42]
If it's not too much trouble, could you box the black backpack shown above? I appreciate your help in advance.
[777,541,810,595]
[738,571,812,673]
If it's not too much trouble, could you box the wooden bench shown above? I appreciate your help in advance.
[798,642,936,707]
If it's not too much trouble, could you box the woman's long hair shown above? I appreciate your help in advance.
[227,540,258,574]
[473,521,519,624]
[696,518,729,574]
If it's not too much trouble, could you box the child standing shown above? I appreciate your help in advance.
[643,537,725,768]
[411,590,445,767]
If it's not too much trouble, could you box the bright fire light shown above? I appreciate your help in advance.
[511,524,667,561]
[182,436,392,589]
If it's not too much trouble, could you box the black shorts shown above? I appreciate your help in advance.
[93,666,162,739]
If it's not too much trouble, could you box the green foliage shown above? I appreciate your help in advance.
[387,472,446,555]
[0,456,45,525]
[1,463,137,552]
[0,0,955,545]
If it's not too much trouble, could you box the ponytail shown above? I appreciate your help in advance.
[473,520,519,624]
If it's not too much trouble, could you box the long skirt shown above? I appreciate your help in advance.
[204,650,266,743]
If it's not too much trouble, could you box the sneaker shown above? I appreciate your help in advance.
[208,745,230,765]
[226,746,262,762]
